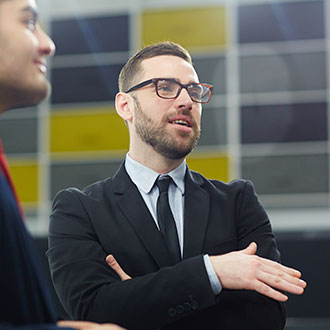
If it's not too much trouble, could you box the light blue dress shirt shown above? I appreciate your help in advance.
[125,154,221,295]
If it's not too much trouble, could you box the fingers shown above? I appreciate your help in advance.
[210,245,307,302]
[258,260,307,293]
[58,320,126,330]
[260,257,303,278]
[58,321,94,329]
[242,242,257,255]
[253,281,289,302]
[106,254,131,281]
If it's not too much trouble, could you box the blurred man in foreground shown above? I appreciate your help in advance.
[0,0,124,329]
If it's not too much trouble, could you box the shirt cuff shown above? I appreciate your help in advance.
[203,254,222,295]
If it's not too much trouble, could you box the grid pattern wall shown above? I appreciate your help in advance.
[0,0,329,233]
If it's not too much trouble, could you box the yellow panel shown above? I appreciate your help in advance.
[7,160,38,203]
[50,107,129,153]
[186,152,229,182]
[142,6,227,50]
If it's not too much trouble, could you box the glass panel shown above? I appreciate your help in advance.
[239,1,324,43]
[193,56,226,95]
[0,118,37,154]
[142,6,226,50]
[240,52,326,93]
[50,160,122,198]
[187,152,229,182]
[241,102,327,144]
[242,154,329,194]
[199,107,226,146]
[7,160,38,203]
[51,15,129,55]
[51,64,123,104]
[50,108,128,152]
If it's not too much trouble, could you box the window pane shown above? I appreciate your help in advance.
[142,6,227,50]
[240,52,326,93]
[241,102,327,144]
[193,56,226,95]
[51,64,123,104]
[242,154,329,194]
[51,15,129,55]
[51,160,122,198]
[239,1,324,43]
[199,107,226,146]
[0,118,37,154]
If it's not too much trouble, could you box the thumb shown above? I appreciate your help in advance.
[106,254,131,281]
[242,242,257,255]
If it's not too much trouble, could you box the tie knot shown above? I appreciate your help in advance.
[156,175,171,193]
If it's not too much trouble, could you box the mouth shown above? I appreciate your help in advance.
[168,114,193,129]
[35,60,47,74]
[169,119,192,128]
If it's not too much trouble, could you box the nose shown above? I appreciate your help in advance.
[37,27,56,57]
[176,87,193,110]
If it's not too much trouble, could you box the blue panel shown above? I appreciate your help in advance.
[51,64,123,104]
[241,102,328,144]
[239,1,324,43]
[51,15,130,55]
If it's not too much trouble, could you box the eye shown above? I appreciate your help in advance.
[25,18,37,31]
[188,85,203,98]
[157,80,176,94]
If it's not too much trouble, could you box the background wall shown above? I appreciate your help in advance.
[0,0,329,327]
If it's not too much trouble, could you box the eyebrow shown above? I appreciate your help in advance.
[20,5,38,20]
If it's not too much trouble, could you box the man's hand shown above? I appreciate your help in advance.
[106,255,131,281]
[57,321,126,329]
[106,243,306,302]
[210,242,307,302]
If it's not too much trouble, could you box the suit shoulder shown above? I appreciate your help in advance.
[54,176,113,202]
[189,170,253,193]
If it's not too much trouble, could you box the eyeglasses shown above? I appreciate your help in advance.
[125,78,213,104]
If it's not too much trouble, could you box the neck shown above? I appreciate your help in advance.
[129,145,184,174]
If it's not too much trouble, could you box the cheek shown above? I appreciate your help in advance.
[193,108,202,125]
[24,30,39,51]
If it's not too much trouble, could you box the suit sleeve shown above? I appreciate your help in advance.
[234,180,281,261]
[224,180,286,328]
[47,189,217,330]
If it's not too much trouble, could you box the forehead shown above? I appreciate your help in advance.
[140,55,199,83]
[0,0,37,16]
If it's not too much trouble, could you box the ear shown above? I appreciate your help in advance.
[115,92,133,122]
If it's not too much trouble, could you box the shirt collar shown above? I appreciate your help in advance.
[125,153,186,194]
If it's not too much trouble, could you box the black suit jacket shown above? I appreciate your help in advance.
[0,163,71,329]
[47,163,286,330]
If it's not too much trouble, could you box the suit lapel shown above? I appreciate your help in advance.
[110,164,172,268]
[183,169,210,259]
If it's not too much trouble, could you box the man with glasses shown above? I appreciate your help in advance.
[48,42,306,330]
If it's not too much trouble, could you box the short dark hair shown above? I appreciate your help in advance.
[118,41,192,92]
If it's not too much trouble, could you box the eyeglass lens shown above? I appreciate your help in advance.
[156,79,210,103]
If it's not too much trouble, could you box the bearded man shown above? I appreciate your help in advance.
[48,41,306,330]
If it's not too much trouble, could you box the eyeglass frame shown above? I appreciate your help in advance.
[124,78,213,104]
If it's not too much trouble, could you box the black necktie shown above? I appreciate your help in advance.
[156,176,181,264]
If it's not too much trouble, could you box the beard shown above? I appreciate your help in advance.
[133,96,200,160]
